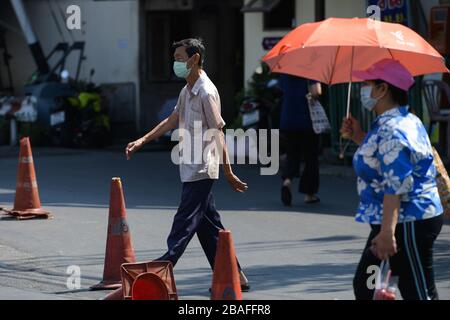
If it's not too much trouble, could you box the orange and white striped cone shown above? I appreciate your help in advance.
[2,137,51,220]
[91,178,136,290]
[210,230,242,300]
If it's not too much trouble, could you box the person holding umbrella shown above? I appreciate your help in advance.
[341,58,444,300]
[262,17,448,300]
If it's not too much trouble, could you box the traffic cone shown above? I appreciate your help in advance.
[131,272,170,300]
[121,261,178,300]
[91,177,136,290]
[210,230,242,300]
[1,137,51,220]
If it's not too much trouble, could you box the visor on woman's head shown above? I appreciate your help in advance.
[352,59,414,91]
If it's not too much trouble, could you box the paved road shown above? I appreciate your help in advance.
[0,147,449,300]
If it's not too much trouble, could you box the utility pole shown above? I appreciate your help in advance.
[10,0,50,75]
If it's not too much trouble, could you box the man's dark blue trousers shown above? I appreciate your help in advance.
[156,179,240,270]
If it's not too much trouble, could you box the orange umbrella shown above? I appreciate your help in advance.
[262,17,449,117]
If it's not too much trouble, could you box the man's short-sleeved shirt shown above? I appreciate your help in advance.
[173,71,226,182]
[353,106,443,225]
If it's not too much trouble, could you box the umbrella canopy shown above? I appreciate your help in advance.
[263,17,449,158]
[262,17,449,85]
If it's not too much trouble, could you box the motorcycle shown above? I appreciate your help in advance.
[50,95,79,147]
[239,78,282,155]
[50,69,111,148]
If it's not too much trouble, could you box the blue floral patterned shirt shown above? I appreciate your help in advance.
[353,106,443,224]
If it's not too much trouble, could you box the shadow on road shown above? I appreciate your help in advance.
[0,150,360,218]
[0,234,448,298]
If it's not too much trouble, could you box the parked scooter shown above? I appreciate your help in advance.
[49,94,79,147]
[239,77,282,155]
[50,69,111,148]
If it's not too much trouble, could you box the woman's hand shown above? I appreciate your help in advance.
[340,114,366,145]
[371,230,397,261]
[225,171,248,193]
[309,83,322,98]
[125,138,144,160]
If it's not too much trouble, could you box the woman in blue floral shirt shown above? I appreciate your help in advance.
[341,59,444,300]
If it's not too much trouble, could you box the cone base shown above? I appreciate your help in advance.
[90,281,122,291]
[3,207,52,220]
[2,207,52,220]
[211,285,242,300]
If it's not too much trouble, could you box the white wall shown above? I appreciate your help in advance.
[243,0,368,84]
[1,0,140,128]
[325,0,366,19]
[243,0,315,84]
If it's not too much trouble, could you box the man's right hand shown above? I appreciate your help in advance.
[125,138,144,160]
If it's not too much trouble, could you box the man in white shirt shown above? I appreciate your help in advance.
[126,38,250,291]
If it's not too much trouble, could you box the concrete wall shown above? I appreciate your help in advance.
[0,0,140,129]
[325,0,366,19]
[243,0,315,84]
[243,0,367,84]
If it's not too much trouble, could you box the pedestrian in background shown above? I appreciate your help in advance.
[279,74,322,206]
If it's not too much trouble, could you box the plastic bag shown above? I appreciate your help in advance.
[373,260,398,300]
[432,147,450,219]
[306,93,331,134]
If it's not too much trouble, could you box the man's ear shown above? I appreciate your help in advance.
[186,54,198,69]
[192,53,200,67]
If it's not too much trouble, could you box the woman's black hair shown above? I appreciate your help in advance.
[172,38,206,67]
[373,79,410,106]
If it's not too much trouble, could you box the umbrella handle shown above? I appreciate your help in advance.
[346,46,355,118]
[339,138,351,160]
[340,47,355,159]
[346,81,352,118]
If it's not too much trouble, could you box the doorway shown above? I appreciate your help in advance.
[139,0,244,133]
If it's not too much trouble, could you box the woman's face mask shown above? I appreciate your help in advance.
[360,84,384,111]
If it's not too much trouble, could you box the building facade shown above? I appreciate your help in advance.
[0,0,445,139]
